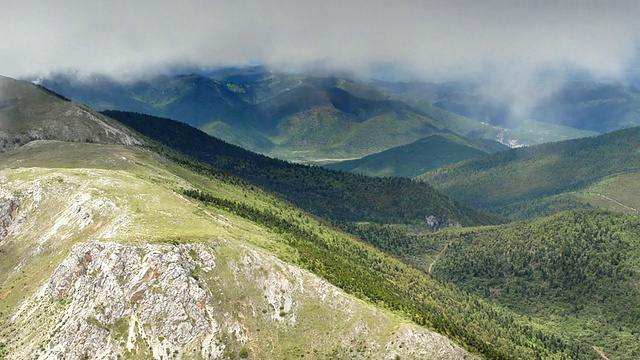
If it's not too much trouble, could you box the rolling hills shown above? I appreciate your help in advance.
[0,76,606,359]
[103,110,499,228]
[201,84,450,162]
[0,141,475,359]
[419,126,640,218]
[324,133,509,178]
[39,70,603,166]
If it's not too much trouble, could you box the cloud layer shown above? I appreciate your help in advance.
[2,0,639,82]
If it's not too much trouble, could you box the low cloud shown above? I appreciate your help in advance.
[2,0,640,118]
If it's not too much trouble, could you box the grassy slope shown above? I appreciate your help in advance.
[104,110,500,228]
[428,210,640,359]
[0,142,463,359]
[324,133,508,178]
[0,75,142,150]
[0,141,600,359]
[418,126,640,218]
[489,173,640,220]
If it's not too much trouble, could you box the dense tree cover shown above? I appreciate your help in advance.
[104,110,499,227]
[324,133,506,178]
[183,188,597,359]
[491,195,593,220]
[419,126,640,218]
[430,210,640,358]
[335,222,448,272]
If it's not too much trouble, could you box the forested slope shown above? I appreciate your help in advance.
[104,110,500,227]
[429,210,640,359]
[325,133,508,178]
[419,126,640,218]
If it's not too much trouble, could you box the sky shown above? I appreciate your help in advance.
[1,0,639,82]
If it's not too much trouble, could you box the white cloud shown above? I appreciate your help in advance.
[1,0,638,81]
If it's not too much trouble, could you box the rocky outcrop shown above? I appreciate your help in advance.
[8,240,474,360]
[0,145,473,360]
[0,188,18,241]
[426,215,462,230]
[41,241,217,359]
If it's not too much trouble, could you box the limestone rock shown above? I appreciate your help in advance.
[0,188,18,241]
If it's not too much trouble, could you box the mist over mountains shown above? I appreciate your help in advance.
[4,1,640,359]
[4,0,640,133]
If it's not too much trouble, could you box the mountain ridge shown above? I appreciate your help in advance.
[104,110,500,227]
[325,133,509,178]
[0,76,609,359]
[0,75,143,150]
[419,125,640,218]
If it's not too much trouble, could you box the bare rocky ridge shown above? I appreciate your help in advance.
[10,240,473,360]
[0,188,18,241]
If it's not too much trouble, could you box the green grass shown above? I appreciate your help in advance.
[0,141,474,359]
[0,140,605,359]
[419,126,640,219]
[106,110,500,227]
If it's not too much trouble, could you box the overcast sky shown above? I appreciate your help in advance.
[1,0,639,83]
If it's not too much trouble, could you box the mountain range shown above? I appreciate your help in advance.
[2,73,639,359]
[40,70,622,168]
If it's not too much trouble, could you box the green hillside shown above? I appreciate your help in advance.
[0,139,595,359]
[0,141,474,359]
[39,73,248,127]
[325,133,508,178]
[42,73,462,163]
[0,76,615,359]
[203,85,450,163]
[0,75,143,150]
[429,210,640,359]
[103,110,499,228]
[419,126,640,218]
[45,71,640,169]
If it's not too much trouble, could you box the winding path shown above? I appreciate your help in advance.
[592,346,610,360]
[428,242,450,274]
[593,193,637,212]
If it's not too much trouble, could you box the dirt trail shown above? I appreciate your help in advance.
[593,193,638,212]
[592,346,610,360]
[428,243,450,274]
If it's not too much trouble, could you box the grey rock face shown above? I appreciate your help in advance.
[41,241,218,359]
[7,239,474,360]
[426,215,461,230]
[0,188,18,241]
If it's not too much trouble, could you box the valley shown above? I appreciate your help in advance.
[1,71,640,359]
[41,70,615,167]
